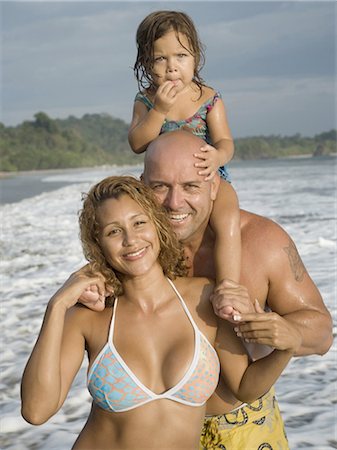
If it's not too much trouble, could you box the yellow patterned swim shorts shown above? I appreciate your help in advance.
[200,388,289,450]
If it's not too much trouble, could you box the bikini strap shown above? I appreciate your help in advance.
[166,278,199,333]
[110,280,201,342]
[108,297,118,343]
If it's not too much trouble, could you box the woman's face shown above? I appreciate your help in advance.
[96,194,161,278]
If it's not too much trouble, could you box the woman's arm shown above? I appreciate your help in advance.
[180,276,295,403]
[215,301,302,403]
[21,269,107,424]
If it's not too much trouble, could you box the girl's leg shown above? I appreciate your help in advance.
[210,179,241,284]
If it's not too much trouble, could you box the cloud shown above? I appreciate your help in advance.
[2,4,139,113]
[1,1,336,137]
[213,76,335,136]
[201,2,335,79]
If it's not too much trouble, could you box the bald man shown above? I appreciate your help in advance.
[142,130,332,449]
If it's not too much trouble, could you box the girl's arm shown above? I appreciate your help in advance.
[215,301,302,403]
[128,82,177,153]
[128,100,166,154]
[194,98,234,179]
[208,97,234,164]
[21,269,107,424]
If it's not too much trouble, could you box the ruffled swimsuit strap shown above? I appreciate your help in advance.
[206,90,221,112]
[134,92,154,110]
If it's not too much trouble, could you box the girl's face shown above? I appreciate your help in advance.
[97,195,161,278]
[151,30,195,92]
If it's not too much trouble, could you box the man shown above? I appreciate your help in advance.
[142,130,333,449]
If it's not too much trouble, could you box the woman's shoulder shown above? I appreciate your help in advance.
[65,303,112,337]
[172,277,217,332]
[172,277,214,307]
[173,276,213,290]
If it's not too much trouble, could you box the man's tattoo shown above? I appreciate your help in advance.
[283,240,306,282]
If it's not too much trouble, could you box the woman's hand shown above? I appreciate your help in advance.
[50,266,109,312]
[194,144,222,180]
[233,300,302,354]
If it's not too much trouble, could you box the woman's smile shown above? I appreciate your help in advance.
[122,246,149,260]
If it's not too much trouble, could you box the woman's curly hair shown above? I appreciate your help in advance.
[134,10,205,93]
[79,176,187,304]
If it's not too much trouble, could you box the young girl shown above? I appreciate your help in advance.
[129,10,240,287]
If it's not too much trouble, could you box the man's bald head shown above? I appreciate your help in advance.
[141,130,220,243]
[143,130,205,182]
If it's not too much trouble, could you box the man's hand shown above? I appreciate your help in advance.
[50,265,112,313]
[210,279,254,321]
[79,283,113,304]
[78,266,114,308]
[233,300,302,353]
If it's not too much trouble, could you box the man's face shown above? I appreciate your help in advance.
[143,134,219,243]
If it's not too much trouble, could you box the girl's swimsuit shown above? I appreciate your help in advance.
[87,278,220,413]
[135,91,230,181]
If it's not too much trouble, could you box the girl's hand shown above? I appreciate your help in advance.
[233,300,302,353]
[50,266,109,312]
[211,279,254,322]
[194,144,221,180]
[153,81,178,115]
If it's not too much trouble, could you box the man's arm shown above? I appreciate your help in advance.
[210,216,333,356]
[265,227,333,356]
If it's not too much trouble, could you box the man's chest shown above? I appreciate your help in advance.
[190,247,269,308]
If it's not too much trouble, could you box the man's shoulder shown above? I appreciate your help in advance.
[240,209,291,247]
[240,208,285,230]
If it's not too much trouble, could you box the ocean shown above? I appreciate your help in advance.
[1,156,336,449]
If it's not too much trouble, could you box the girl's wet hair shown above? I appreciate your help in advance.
[79,176,187,304]
[134,10,205,93]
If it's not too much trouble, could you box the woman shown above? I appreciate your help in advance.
[21,176,300,450]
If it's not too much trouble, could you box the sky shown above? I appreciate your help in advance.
[1,1,336,138]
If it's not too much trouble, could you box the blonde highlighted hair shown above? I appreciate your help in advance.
[79,176,187,303]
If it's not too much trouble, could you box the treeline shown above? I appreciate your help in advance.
[0,112,141,172]
[234,130,336,160]
[0,112,336,172]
